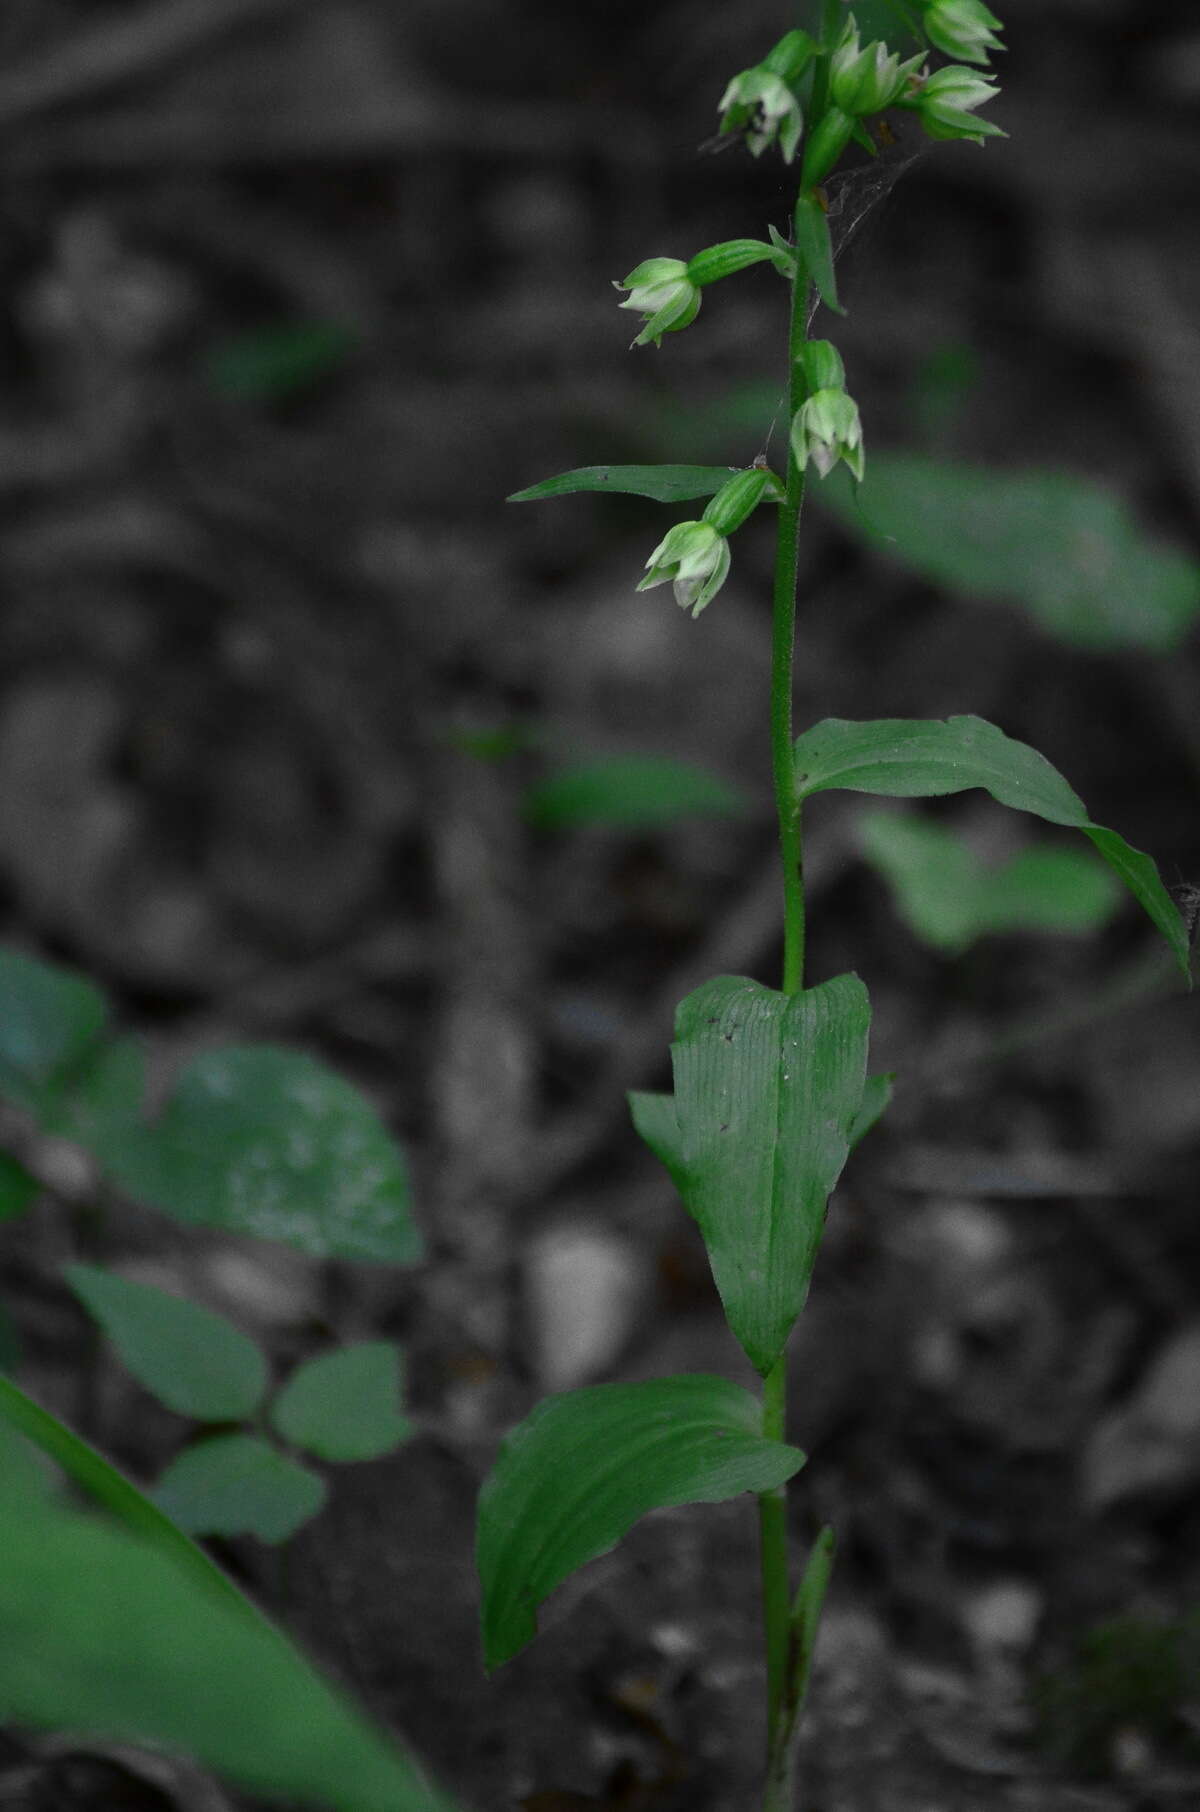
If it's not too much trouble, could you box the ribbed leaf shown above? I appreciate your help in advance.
[153,1434,326,1543]
[794,716,1189,976]
[66,1264,268,1423]
[634,974,870,1375]
[271,1343,411,1463]
[508,465,740,504]
[477,1374,805,1669]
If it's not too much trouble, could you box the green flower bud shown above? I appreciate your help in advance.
[791,388,865,482]
[799,106,855,188]
[829,15,925,116]
[760,29,818,84]
[614,258,701,347]
[702,467,774,536]
[717,67,804,163]
[798,339,846,395]
[923,0,1004,66]
[636,521,731,617]
[902,64,1005,141]
[686,240,783,287]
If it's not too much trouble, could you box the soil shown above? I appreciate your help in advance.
[2,1,1200,1809]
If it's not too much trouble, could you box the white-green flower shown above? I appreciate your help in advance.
[923,0,1004,66]
[637,521,731,617]
[613,258,701,348]
[791,388,864,482]
[717,67,804,163]
[906,64,1004,140]
[829,15,925,116]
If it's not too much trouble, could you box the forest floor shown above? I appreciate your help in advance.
[2,1,1200,1808]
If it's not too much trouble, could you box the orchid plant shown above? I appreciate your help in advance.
[476,4,1189,1806]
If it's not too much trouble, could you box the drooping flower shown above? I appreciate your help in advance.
[829,15,925,116]
[923,0,1004,66]
[716,67,804,163]
[904,64,1005,141]
[637,521,731,617]
[613,259,700,348]
[791,388,865,482]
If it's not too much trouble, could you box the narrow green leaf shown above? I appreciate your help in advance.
[508,465,741,505]
[525,755,748,831]
[66,1264,268,1423]
[663,974,870,1376]
[478,1373,805,1670]
[794,716,1190,975]
[106,1046,422,1265]
[819,455,1200,652]
[0,1375,253,1617]
[271,1342,412,1463]
[848,1072,893,1148]
[0,1453,454,1811]
[0,948,107,1116]
[153,1434,326,1544]
[781,1524,836,1749]
[0,1151,39,1222]
[793,194,842,315]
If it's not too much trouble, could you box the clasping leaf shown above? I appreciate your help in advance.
[631,972,871,1376]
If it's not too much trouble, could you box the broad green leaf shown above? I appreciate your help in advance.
[525,755,748,831]
[645,974,871,1376]
[0,947,107,1115]
[0,1472,453,1812]
[508,465,741,505]
[0,1151,39,1222]
[793,193,842,315]
[66,1264,268,1423]
[153,1434,325,1543]
[819,455,1200,652]
[477,1373,805,1669]
[793,716,1189,975]
[205,322,356,401]
[861,812,1121,953]
[271,1342,411,1463]
[107,1046,422,1265]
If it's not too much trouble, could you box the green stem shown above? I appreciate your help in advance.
[769,216,814,999]
[760,191,823,1804]
[758,1357,790,1753]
